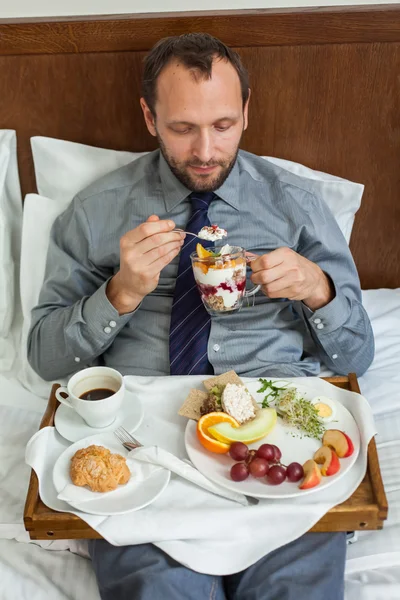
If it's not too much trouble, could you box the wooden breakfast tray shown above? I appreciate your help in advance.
[24,374,388,540]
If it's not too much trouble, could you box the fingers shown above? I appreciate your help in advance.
[146,244,183,276]
[138,230,185,256]
[250,247,290,273]
[145,239,185,266]
[250,263,287,285]
[260,275,294,298]
[124,218,177,245]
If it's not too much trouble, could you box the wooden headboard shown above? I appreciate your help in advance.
[1,6,399,289]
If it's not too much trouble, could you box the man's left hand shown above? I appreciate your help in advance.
[250,247,335,311]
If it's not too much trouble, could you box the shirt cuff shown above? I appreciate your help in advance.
[302,283,351,334]
[82,278,140,338]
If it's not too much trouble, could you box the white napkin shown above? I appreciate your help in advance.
[25,375,376,575]
[131,445,249,506]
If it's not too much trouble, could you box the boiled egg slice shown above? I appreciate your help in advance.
[311,396,337,423]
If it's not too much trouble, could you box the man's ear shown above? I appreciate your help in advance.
[243,89,251,131]
[140,98,157,137]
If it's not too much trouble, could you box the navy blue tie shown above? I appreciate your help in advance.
[169,192,216,375]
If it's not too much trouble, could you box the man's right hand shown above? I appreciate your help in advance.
[106,215,185,314]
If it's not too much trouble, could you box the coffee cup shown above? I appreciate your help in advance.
[55,366,124,428]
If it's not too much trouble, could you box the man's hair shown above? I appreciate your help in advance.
[142,33,250,115]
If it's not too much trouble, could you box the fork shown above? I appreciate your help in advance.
[114,426,142,451]
[114,426,259,505]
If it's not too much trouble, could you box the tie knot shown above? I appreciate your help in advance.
[189,191,216,211]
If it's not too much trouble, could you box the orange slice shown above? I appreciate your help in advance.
[197,412,240,454]
[196,243,213,259]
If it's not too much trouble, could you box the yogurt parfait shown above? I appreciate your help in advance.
[191,244,257,314]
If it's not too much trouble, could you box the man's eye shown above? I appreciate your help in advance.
[172,128,191,134]
[215,126,231,132]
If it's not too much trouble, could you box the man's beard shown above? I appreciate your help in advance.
[157,132,239,193]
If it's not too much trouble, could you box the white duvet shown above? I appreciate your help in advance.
[0,288,399,600]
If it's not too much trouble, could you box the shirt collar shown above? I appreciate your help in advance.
[160,151,241,212]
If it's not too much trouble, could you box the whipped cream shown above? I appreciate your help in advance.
[198,225,227,241]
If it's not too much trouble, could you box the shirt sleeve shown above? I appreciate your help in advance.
[293,192,375,377]
[27,195,139,380]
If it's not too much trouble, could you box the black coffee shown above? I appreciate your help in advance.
[79,388,115,401]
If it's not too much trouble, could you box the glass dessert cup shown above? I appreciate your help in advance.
[190,246,260,315]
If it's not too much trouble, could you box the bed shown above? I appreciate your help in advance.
[0,5,399,599]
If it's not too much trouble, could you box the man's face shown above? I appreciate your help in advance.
[141,57,249,192]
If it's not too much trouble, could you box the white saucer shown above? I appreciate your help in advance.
[54,389,144,442]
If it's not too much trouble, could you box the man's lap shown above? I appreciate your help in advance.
[88,532,346,600]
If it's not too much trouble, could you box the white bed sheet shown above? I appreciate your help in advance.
[0,539,99,600]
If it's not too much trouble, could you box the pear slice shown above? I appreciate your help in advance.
[208,408,277,444]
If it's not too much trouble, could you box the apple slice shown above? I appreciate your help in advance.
[322,429,351,458]
[314,446,340,476]
[342,432,354,458]
[299,460,322,490]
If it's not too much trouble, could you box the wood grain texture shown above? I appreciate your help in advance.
[24,376,388,540]
[1,6,400,56]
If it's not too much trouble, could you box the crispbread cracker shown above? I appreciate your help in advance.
[204,370,259,411]
[203,370,243,391]
[178,389,208,421]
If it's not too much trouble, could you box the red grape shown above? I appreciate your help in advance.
[249,457,269,478]
[271,445,282,462]
[230,463,249,482]
[256,444,275,462]
[229,442,249,462]
[245,449,257,465]
[286,462,304,482]
[266,465,286,485]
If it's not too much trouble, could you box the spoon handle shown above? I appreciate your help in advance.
[173,229,199,238]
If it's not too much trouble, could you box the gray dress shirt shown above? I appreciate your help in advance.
[28,149,374,381]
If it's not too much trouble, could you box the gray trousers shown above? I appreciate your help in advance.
[88,532,346,600]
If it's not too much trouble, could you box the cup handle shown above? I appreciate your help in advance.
[55,386,73,408]
[244,252,261,297]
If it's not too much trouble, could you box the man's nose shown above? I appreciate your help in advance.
[192,130,214,164]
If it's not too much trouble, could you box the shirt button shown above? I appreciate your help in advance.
[332,354,338,359]
[74,357,81,363]
[213,344,220,352]
[104,326,112,334]
[316,323,324,330]
[314,318,321,324]
[109,320,117,328]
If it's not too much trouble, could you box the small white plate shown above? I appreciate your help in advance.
[185,381,360,499]
[54,389,144,442]
[53,432,170,515]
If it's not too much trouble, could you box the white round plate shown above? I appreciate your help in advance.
[185,381,360,499]
[53,432,170,515]
[54,389,144,442]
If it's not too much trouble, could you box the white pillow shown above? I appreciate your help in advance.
[18,194,68,397]
[31,136,363,243]
[0,131,23,373]
[31,136,146,204]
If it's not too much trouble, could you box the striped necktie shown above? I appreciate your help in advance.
[169,192,216,375]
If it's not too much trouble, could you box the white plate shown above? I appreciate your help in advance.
[54,389,144,442]
[53,433,170,515]
[185,381,360,499]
